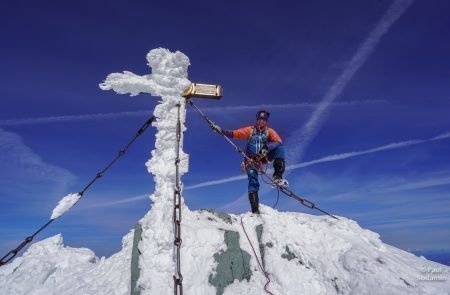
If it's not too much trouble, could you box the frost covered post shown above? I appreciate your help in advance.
[99,48,190,208]
[99,48,223,294]
[100,48,191,294]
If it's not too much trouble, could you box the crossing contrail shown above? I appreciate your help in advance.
[0,100,384,126]
[185,131,449,190]
[87,131,450,209]
[286,0,415,163]
[230,0,415,212]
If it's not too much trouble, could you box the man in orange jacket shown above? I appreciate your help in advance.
[219,110,286,214]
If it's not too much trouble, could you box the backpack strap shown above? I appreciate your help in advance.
[246,126,255,145]
[248,126,269,138]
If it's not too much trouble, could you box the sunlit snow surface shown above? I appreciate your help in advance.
[1,206,450,294]
[1,49,449,294]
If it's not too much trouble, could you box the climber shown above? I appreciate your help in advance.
[213,110,287,214]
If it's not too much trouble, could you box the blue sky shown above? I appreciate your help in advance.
[1,0,450,259]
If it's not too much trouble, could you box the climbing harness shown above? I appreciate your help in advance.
[173,103,184,295]
[241,154,268,174]
[187,99,339,220]
[0,115,156,267]
[242,158,281,209]
[240,217,274,295]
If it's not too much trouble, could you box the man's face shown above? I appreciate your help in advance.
[256,117,267,128]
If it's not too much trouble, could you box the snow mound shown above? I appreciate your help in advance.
[1,207,449,295]
[0,232,134,295]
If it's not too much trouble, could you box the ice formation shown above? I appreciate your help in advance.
[101,47,191,293]
[50,193,82,219]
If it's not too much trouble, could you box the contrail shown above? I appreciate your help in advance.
[202,100,384,112]
[185,175,247,190]
[87,132,450,209]
[0,111,153,126]
[286,0,414,163]
[77,194,149,209]
[185,131,450,190]
[287,132,450,170]
[0,100,384,126]
[238,0,415,211]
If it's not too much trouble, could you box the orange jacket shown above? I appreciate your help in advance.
[231,126,282,143]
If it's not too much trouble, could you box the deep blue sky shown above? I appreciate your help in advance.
[1,0,450,260]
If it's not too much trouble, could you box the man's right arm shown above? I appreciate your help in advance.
[223,126,252,139]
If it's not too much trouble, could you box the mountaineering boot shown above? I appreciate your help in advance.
[248,192,260,214]
[272,158,289,188]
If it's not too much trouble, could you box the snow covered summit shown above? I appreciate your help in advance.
[1,206,449,294]
[0,49,449,294]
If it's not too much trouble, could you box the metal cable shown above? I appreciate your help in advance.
[0,115,155,267]
[187,100,339,220]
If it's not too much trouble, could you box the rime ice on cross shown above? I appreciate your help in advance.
[100,48,192,293]
[99,48,191,207]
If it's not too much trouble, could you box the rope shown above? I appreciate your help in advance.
[260,173,281,209]
[0,115,156,267]
[240,217,274,295]
[187,99,339,220]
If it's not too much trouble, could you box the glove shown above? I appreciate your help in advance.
[260,145,269,157]
[223,129,233,138]
[211,123,223,135]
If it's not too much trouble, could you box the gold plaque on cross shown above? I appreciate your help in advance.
[182,83,223,99]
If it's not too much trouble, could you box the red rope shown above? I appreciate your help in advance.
[240,217,275,295]
[258,163,281,209]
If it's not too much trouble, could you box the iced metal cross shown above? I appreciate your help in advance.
[99,48,222,294]
[100,48,192,294]
[99,48,191,206]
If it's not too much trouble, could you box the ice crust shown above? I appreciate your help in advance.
[50,193,82,219]
[2,207,450,295]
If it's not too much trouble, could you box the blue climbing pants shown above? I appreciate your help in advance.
[246,145,285,193]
